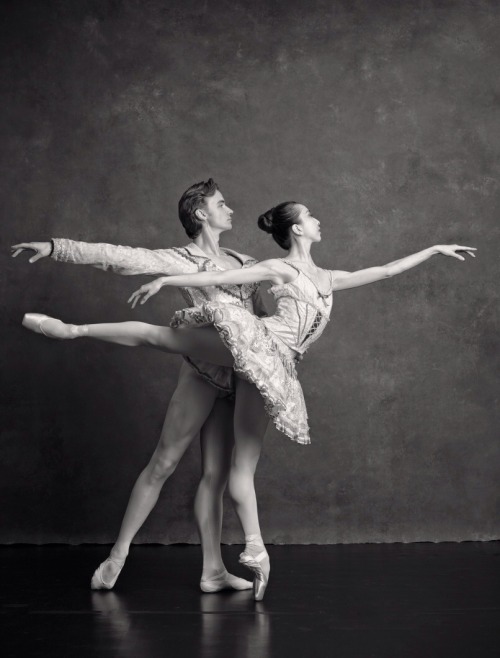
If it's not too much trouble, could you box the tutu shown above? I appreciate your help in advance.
[171,303,311,444]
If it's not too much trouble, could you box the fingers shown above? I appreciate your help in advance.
[11,243,31,257]
[128,287,150,309]
[128,292,141,309]
[454,245,477,260]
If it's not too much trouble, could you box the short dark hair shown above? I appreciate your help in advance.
[178,179,219,239]
[257,202,301,250]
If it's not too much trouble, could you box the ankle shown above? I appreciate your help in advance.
[244,534,267,557]
[245,533,264,547]
[110,546,128,563]
[69,324,89,338]
[201,567,227,581]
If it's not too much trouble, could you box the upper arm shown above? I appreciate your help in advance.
[218,259,284,286]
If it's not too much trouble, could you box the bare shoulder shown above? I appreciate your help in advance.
[255,258,296,284]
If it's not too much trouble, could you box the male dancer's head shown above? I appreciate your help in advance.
[178,179,234,242]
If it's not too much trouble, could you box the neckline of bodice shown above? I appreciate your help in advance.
[280,259,333,299]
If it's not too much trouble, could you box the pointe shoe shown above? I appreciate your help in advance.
[239,550,270,601]
[200,570,253,593]
[22,313,86,339]
[90,556,126,590]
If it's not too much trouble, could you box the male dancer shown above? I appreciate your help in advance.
[12,179,266,592]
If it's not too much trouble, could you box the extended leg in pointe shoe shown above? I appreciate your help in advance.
[22,313,88,339]
[90,556,126,590]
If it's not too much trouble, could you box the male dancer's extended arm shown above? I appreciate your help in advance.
[11,238,195,276]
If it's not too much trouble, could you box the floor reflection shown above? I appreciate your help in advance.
[92,592,135,655]
[91,589,271,658]
[200,594,271,658]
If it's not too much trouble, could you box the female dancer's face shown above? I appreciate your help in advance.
[203,190,234,233]
[296,204,322,243]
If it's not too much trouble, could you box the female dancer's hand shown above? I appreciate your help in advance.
[128,279,166,308]
[434,245,476,260]
[11,241,52,262]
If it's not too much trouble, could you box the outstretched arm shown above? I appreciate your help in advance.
[128,259,289,307]
[331,244,476,291]
[11,239,195,276]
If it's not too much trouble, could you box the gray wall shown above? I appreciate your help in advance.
[2,0,499,544]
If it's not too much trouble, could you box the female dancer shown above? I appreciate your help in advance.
[23,201,476,599]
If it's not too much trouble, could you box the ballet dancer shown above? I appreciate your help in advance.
[21,201,476,599]
[12,178,269,593]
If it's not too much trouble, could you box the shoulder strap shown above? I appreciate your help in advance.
[280,258,302,275]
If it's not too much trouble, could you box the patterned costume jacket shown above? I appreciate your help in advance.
[51,238,266,396]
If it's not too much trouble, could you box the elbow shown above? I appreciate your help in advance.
[383,265,396,278]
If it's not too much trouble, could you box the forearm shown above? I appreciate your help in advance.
[156,270,232,289]
[384,246,438,277]
[332,246,440,290]
[155,261,273,290]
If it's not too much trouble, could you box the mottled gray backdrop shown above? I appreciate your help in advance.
[2,0,499,544]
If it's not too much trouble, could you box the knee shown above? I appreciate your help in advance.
[146,454,178,484]
[228,466,255,499]
[198,467,228,495]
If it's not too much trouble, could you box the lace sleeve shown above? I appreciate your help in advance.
[51,239,198,276]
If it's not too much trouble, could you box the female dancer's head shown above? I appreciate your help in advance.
[258,202,321,250]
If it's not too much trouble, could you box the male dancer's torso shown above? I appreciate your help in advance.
[50,238,266,395]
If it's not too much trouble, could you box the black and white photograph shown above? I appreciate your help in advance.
[2,0,499,656]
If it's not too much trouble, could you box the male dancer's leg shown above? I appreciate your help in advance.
[195,397,252,591]
[95,363,218,587]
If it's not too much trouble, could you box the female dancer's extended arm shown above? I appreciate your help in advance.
[128,259,292,307]
[330,244,476,291]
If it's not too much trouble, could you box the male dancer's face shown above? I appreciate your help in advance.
[202,190,234,234]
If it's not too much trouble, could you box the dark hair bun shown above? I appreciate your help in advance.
[258,209,274,233]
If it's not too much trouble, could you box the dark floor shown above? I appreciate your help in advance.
[2,543,500,658]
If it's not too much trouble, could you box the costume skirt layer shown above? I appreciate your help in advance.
[170,303,311,445]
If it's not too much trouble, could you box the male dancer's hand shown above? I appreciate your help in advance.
[11,242,52,262]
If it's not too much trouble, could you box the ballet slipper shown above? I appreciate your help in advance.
[200,570,253,593]
[90,556,126,590]
[22,313,87,339]
[239,550,270,601]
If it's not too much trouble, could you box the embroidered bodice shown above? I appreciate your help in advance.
[263,260,334,356]
[51,238,264,315]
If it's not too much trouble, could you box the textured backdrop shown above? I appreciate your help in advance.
[2,0,499,544]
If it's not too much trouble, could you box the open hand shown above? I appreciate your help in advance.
[11,241,52,263]
[435,245,477,261]
[128,280,165,309]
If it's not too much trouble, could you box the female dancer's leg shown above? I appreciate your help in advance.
[195,397,244,591]
[27,316,234,366]
[230,377,271,600]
